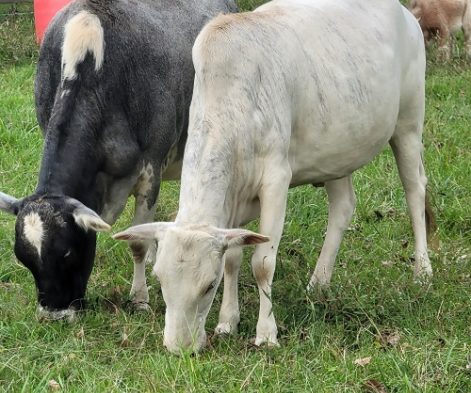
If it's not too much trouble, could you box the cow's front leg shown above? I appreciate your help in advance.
[215,247,243,335]
[251,166,291,347]
[437,26,451,61]
[128,174,160,311]
[308,176,356,289]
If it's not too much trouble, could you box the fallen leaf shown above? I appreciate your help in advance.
[354,357,372,367]
[67,353,77,361]
[48,380,60,391]
[362,379,388,393]
[386,332,401,347]
[377,330,401,347]
[120,332,130,347]
[75,327,85,339]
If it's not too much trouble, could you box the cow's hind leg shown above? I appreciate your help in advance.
[390,126,432,279]
[215,247,243,335]
[308,175,356,290]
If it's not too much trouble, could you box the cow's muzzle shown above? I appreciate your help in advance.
[37,305,77,322]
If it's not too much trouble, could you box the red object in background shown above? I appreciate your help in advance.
[34,0,72,43]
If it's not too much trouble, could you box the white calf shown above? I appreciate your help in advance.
[114,0,432,353]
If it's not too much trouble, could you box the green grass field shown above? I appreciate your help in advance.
[0,2,470,392]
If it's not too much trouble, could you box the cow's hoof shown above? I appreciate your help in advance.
[413,258,433,284]
[253,334,279,348]
[253,331,280,348]
[306,274,331,293]
[131,302,151,312]
[214,322,237,335]
[306,280,330,299]
[413,269,433,285]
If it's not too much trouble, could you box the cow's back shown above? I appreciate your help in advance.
[35,0,236,140]
[192,0,424,185]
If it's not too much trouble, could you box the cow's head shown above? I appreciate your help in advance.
[0,192,110,321]
[113,223,268,354]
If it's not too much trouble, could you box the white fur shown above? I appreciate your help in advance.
[73,210,111,232]
[23,212,44,257]
[118,0,432,353]
[37,305,76,322]
[62,10,105,81]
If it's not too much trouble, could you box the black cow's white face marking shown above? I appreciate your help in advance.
[23,212,44,257]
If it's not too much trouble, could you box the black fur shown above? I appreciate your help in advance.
[2,0,237,313]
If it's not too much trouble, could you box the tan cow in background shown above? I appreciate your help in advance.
[409,0,471,59]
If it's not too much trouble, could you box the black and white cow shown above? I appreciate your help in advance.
[0,0,237,320]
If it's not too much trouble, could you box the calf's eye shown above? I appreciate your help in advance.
[204,281,216,295]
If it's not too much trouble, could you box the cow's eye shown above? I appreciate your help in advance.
[204,280,216,296]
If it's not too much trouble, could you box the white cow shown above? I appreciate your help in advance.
[114,0,433,353]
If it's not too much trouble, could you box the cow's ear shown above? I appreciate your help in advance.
[73,208,111,232]
[73,209,111,232]
[72,207,110,233]
[208,227,270,249]
[66,197,111,232]
[0,192,20,215]
[113,222,174,241]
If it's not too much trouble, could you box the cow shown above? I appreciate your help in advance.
[114,0,435,354]
[409,0,471,60]
[0,0,237,321]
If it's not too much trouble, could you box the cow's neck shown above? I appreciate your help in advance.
[176,131,235,228]
[35,117,101,210]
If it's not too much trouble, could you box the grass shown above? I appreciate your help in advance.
[0,1,470,392]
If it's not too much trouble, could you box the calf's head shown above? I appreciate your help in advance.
[0,192,110,320]
[114,223,268,354]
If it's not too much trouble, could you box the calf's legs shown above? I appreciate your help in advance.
[251,166,291,346]
[390,131,432,279]
[128,180,160,310]
[308,175,356,289]
[215,247,243,335]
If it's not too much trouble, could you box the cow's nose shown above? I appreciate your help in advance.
[37,305,77,322]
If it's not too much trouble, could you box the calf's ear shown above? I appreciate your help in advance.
[209,227,270,248]
[0,192,20,215]
[113,222,174,241]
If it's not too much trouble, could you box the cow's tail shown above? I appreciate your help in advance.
[425,187,440,251]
